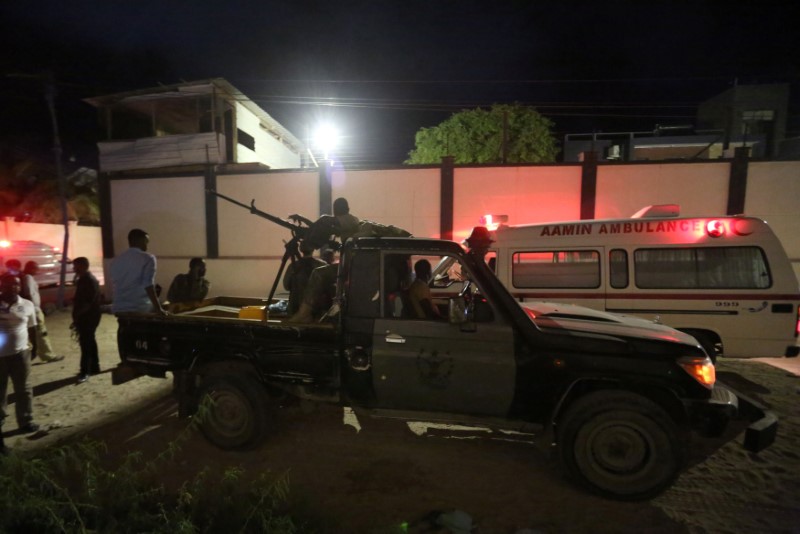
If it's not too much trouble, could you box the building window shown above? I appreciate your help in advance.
[742,110,775,121]
[237,129,255,151]
[741,109,775,136]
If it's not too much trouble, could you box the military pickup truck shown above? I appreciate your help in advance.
[113,235,776,500]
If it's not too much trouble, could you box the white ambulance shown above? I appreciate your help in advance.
[481,205,800,359]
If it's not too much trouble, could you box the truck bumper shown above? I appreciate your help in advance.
[693,383,778,454]
[722,383,778,453]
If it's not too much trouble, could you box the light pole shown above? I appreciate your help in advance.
[43,73,70,309]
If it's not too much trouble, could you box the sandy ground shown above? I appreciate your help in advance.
[3,310,800,533]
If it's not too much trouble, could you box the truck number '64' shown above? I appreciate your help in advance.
[135,339,148,350]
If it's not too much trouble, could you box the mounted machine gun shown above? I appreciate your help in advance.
[206,190,340,306]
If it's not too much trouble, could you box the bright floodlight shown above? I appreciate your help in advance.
[314,123,339,159]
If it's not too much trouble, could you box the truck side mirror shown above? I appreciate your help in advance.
[448,297,468,324]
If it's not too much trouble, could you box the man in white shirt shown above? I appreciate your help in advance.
[21,261,65,363]
[110,228,166,314]
[0,273,40,454]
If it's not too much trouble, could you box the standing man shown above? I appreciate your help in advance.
[21,261,64,363]
[72,257,102,383]
[0,273,40,453]
[110,229,166,315]
[167,257,210,304]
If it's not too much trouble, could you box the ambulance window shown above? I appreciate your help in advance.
[609,249,628,288]
[634,246,771,289]
[485,251,497,273]
[512,250,600,288]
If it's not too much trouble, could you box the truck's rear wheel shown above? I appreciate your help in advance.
[558,391,684,500]
[196,374,270,450]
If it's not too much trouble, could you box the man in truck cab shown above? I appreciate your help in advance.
[408,259,442,320]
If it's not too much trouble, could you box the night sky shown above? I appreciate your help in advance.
[1,0,798,168]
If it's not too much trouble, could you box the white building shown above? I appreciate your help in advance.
[84,78,304,172]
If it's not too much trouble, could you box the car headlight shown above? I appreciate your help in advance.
[677,356,716,389]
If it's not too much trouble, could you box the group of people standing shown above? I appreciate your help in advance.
[0,227,210,456]
[0,255,102,455]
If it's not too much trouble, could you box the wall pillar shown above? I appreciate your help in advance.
[319,160,332,215]
[204,168,219,258]
[580,151,598,220]
[726,147,750,215]
[99,173,114,258]
[440,156,454,240]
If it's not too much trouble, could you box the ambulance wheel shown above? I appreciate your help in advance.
[558,391,684,500]
[196,374,270,450]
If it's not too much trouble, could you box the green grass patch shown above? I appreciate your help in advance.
[0,422,318,533]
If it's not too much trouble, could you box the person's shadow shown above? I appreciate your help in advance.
[2,370,113,438]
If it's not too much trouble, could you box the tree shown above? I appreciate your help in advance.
[0,145,100,225]
[405,103,559,164]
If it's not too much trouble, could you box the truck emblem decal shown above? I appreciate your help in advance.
[416,349,453,389]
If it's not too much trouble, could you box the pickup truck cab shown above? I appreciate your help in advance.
[114,235,776,500]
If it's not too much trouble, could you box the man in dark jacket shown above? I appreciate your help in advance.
[72,257,102,383]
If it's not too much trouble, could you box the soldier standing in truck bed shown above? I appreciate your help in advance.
[287,197,357,322]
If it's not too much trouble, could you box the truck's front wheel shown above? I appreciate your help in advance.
[558,391,684,500]
[196,374,270,450]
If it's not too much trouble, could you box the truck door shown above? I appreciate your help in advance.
[371,252,516,416]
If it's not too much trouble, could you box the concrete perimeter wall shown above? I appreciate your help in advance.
[101,158,800,299]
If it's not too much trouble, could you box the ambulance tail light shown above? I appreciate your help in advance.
[795,306,800,338]
[678,356,716,389]
[706,220,726,238]
[0,240,10,248]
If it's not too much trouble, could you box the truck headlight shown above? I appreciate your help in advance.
[677,356,716,389]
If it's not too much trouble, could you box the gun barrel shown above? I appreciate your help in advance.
[206,189,307,235]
